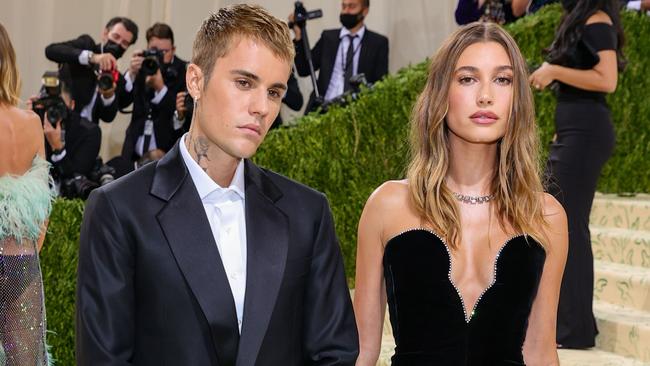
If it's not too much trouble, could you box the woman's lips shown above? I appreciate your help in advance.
[469,111,499,124]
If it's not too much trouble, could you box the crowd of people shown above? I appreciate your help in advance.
[0,0,642,364]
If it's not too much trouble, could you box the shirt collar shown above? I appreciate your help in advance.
[179,133,245,201]
[339,25,366,40]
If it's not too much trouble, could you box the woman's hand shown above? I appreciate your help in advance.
[529,62,556,90]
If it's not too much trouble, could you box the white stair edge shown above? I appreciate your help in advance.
[558,348,650,366]
[591,226,650,239]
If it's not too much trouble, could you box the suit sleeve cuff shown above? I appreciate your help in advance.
[173,110,185,130]
[78,50,93,65]
[51,149,67,163]
[124,71,134,92]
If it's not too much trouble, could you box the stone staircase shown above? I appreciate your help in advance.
[373,193,650,365]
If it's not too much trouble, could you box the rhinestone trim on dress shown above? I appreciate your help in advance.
[384,228,526,324]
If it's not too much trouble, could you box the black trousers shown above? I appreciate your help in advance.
[547,100,615,348]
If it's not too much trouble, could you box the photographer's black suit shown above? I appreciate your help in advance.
[77,141,359,365]
[46,112,101,181]
[294,28,388,113]
[45,35,129,124]
[120,56,187,161]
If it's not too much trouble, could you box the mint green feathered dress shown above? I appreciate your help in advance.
[0,156,56,365]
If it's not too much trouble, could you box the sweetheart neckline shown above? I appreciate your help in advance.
[384,228,531,323]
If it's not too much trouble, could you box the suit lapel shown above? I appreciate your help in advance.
[320,30,342,95]
[358,32,372,76]
[235,160,288,366]
[153,143,239,366]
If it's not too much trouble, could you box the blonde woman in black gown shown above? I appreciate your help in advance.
[354,22,568,365]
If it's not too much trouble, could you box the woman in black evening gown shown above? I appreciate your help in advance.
[354,22,568,366]
[529,0,624,349]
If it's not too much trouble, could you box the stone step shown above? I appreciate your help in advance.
[594,260,650,313]
[375,334,650,366]
[557,349,650,366]
[591,194,650,231]
[591,227,650,268]
[594,301,650,362]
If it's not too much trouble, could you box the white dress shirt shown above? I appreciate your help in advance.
[179,133,247,332]
[324,26,366,101]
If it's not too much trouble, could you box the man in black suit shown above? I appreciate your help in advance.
[291,0,389,113]
[45,17,138,124]
[77,4,358,366]
[31,77,101,196]
[120,23,187,162]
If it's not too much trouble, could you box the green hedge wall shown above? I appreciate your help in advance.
[41,6,650,364]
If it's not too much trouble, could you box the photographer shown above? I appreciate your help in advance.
[30,72,101,198]
[45,17,138,124]
[120,23,187,162]
[290,0,388,113]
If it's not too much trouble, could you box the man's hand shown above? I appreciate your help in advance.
[90,53,117,72]
[145,69,165,92]
[43,116,64,151]
[176,91,187,120]
[288,13,302,40]
[129,50,144,79]
[25,94,39,110]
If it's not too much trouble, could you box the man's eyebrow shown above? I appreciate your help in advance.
[230,69,287,90]
[230,69,260,81]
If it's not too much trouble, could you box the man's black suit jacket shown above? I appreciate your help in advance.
[46,112,101,181]
[77,141,359,365]
[294,27,389,113]
[45,35,130,124]
[120,56,188,161]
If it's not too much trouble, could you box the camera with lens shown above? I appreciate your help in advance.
[97,68,119,91]
[60,158,116,199]
[32,71,68,126]
[289,1,323,28]
[60,174,99,200]
[320,73,371,112]
[141,48,165,76]
[88,158,117,187]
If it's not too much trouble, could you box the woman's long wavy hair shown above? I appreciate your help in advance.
[406,22,548,250]
[0,22,21,106]
[546,0,626,71]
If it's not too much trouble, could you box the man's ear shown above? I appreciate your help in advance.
[186,63,205,99]
[101,27,109,43]
[362,6,369,17]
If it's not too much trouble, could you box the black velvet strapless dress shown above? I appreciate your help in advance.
[383,229,546,365]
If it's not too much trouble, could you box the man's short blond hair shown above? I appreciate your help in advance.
[192,4,295,85]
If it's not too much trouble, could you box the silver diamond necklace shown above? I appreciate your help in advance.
[452,192,495,205]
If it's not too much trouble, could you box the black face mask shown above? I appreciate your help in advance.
[103,40,125,59]
[340,11,364,30]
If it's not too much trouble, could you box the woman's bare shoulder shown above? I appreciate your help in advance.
[539,192,568,251]
[586,10,613,25]
[366,179,410,210]
[0,106,43,157]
